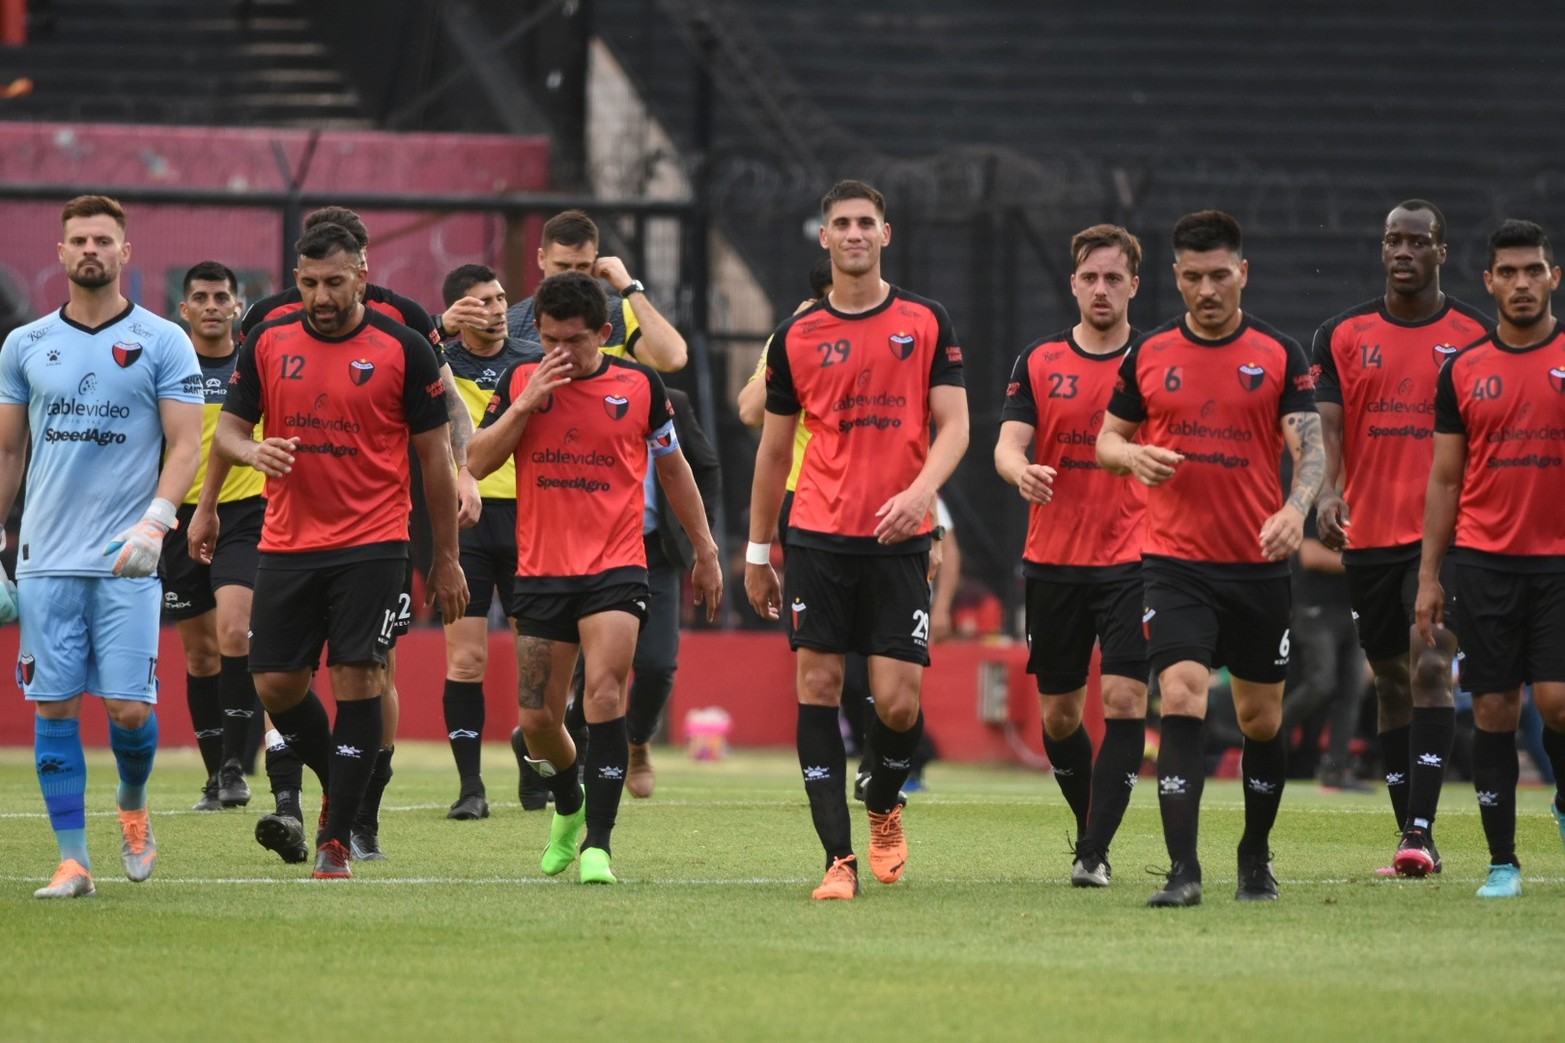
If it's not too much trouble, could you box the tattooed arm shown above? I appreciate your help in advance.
[1258,410,1324,562]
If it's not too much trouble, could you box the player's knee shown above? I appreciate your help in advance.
[798,664,844,706]
[107,700,153,730]
[1101,677,1148,719]
[1236,703,1282,741]
[445,647,488,683]
[1039,694,1083,738]
[580,681,624,722]
[184,650,220,677]
[1410,646,1455,703]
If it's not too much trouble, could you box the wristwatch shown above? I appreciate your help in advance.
[931,525,947,541]
[619,279,646,297]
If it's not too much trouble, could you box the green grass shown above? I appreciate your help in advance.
[1,744,1562,1042]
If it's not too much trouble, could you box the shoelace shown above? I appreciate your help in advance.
[49,862,87,887]
[121,815,148,853]
[868,808,902,842]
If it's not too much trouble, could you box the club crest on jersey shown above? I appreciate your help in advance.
[888,332,916,360]
[112,341,143,368]
[1237,363,1265,391]
[603,394,630,420]
[1551,366,1565,395]
[1432,343,1459,368]
[18,654,34,687]
[791,598,806,631]
[349,359,375,386]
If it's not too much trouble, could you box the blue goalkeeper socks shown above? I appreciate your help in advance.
[35,716,90,869]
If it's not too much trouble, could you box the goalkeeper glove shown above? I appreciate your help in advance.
[104,497,179,578]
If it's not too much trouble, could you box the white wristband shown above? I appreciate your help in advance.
[744,540,772,565]
[145,497,179,532]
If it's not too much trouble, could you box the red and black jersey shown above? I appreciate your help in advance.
[1435,327,1565,565]
[1313,297,1491,552]
[1001,329,1145,576]
[1108,314,1316,571]
[241,284,445,365]
[224,309,449,555]
[481,354,676,591]
[765,287,965,554]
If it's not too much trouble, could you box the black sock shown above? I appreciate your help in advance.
[269,689,332,790]
[529,735,583,815]
[186,673,223,777]
[583,717,629,853]
[564,687,589,773]
[1471,728,1519,866]
[1156,715,1206,877]
[627,668,673,746]
[218,655,260,766]
[443,680,486,792]
[355,747,394,833]
[1541,724,1565,815]
[1379,724,1412,831]
[864,710,923,813]
[797,703,853,867]
[323,698,383,847]
[264,729,303,821]
[1238,732,1287,857]
[1405,706,1454,836]
[1081,717,1144,860]
[1043,722,1094,838]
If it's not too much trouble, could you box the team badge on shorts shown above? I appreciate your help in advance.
[791,598,806,631]
[888,332,915,360]
[350,359,375,385]
[17,653,34,687]
[1432,343,1459,368]
[1142,607,1155,640]
[1237,363,1264,391]
[603,395,629,420]
[1550,366,1565,395]
[112,341,143,368]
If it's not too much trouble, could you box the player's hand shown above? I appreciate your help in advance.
[930,604,953,643]
[1016,463,1057,506]
[928,538,943,580]
[517,349,573,412]
[593,256,634,293]
[442,296,493,338]
[104,498,178,578]
[456,468,482,530]
[691,551,724,623]
[873,485,936,545]
[187,505,220,566]
[1414,575,1445,647]
[1126,443,1183,487]
[426,554,469,626]
[0,561,17,626]
[1258,503,1306,562]
[745,562,781,621]
[1316,490,1351,551]
[250,436,299,479]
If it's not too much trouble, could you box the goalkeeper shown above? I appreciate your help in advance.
[0,195,203,900]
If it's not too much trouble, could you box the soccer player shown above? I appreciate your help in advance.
[745,179,969,901]
[213,221,467,879]
[436,263,540,820]
[459,208,687,373]
[239,205,477,861]
[1096,210,1322,907]
[1415,218,1565,899]
[467,271,722,885]
[995,223,1149,888]
[1312,200,1491,876]
[0,195,204,898]
[164,262,266,812]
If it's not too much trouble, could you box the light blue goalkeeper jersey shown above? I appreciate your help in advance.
[0,302,202,577]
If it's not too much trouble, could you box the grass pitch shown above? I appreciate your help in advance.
[0,744,1560,1043]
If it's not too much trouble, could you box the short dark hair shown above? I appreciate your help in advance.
[1487,219,1554,269]
[61,194,126,232]
[820,179,886,220]
[1172,210,1243,258]
[807,255,834,299]
[304,206,370,251]
[541,209,599,250]
[1392,199,1447,245]
[296,222,363,262]
[442,263,498,307]
[183,261,238,296]
[534,271,607,330]
[1071,224,1143,276]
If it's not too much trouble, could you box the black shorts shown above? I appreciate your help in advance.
[1143,558,1292,684]
[1449,562,1565,695]
[783,546,931,666]
[249,553,407,671]
[460,499,518,620]
[1025,573,1147,695]
[386,559,415,645]
[513,582,649,644]
[159,497,265,621]
[1343,549,1457,662]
